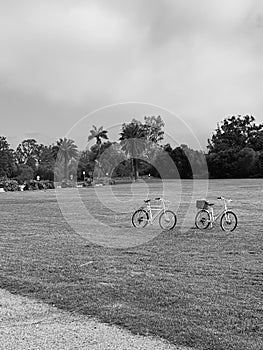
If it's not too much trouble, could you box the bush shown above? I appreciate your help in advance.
[23,180,39,190]
[0,178,20,191]
[16,164,34,184]
[23,180,55,190]
[40,180,55,189]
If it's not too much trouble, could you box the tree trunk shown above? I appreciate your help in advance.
[64,155,68,181]
[133,158,138,180]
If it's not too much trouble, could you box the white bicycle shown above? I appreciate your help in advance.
[195,196,238,232]
[132,198,177,230]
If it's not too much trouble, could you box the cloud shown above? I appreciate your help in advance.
[0,1,138,103]
[1,0,263,148]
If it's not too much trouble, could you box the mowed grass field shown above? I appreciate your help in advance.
[0,179,262,350]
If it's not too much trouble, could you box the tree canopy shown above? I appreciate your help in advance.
[0,136,15,178]
[88,125,108,145]
[2,113,263,185]
[56,138,79,181]
[207,115,263,178]
[119,116,165,179]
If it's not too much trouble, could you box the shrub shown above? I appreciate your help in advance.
[23,180,54,190]
[0,178,20,191]
[16,164,34,184]
[40,180,55,189]
[23,180,39,190]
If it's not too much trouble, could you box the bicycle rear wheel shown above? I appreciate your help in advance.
[159,210,177,230]
[132,209,149,228]
[195,210,210,229]
[220,211,237,232]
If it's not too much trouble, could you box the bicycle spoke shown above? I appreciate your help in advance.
[131,209,148,228]
[159,210,177,230]
[195,210,210,230]
[220,211,237,232]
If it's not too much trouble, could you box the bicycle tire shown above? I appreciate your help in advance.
[132,209,149,228]
[220,211,237,232]
[159,210,177,230]
[195,209,210,230]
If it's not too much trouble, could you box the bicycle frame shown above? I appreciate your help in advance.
[207,197,231,226]
[145,199,167,225]
[195,196,237,232]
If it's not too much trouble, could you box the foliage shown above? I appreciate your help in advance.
[2,113,263,181]
[112,160,132,178]
[181,145,208,178]
[15,139,41,171]
[0,178,20,191]
[144,115,164,143]
[119,120,147,180]
[77,150,95,180]
[94,143,125,179]
[207,115,263,178]
[207,115,263,153]
[119,116,165,179]
[257,151,263,176]
[36,145,57,181]
[16,164,34,183]
[23,179,54,191]
[0,136,16,178]
[88,125,108,145]
[153,144,193,179]
[56,138,79,181]
[40,180,55,189]
[237,147,257,178]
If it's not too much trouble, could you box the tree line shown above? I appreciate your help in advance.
[1,114,263,186]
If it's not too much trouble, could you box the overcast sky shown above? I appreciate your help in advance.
[1,0,263,150]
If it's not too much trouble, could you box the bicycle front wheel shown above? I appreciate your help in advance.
[220,211,237,232]
[195,210,210,229]
[159,210,177,230]
[132,209,149,228]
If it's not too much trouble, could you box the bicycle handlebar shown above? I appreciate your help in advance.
[144,198,168,203]
[217,196,232,202]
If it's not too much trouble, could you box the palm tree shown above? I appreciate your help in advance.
[88,126,108,145]
[56,138,78,181]
[119,121,147,180]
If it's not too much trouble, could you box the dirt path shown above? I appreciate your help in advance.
[0,289,192,350]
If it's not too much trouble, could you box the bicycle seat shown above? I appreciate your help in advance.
[144,199,151,203]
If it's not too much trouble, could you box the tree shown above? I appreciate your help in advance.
[37,145,56,180]
[181,144,208,179]
[95,142,126,178]
[0,136,16,178]
[144,115,164,143]
[119,120,147,180]
[15,139,40,170]
[207,115,263,153]
[236,147,256,178]
[119,116,165,180]
[88,125,108,145]
[77,150,95,180]
[156,144,193,179]
[207,115,263,178]
[56,138,78,181]
[16,164,34,183]
[206,150,239,179]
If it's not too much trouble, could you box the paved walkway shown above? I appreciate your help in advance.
[0,289,192,350]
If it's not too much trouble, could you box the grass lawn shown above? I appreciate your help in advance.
[0,179,262,350]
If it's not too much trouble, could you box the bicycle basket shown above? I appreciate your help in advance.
[196,200,209,210]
